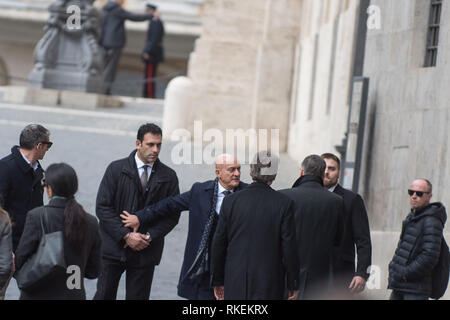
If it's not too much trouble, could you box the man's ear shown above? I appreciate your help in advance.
[299,168,304,177]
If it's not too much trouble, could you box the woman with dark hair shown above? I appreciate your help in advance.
[0,194,13,299]
[14,163,102,300]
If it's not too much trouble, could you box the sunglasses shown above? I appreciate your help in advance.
[408,189,430,197]
[40,141,53,149]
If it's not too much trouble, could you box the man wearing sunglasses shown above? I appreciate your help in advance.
[388,179,447,300]
[0,124,52,251]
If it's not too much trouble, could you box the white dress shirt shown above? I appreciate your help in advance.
[327,183,338,193]
[216,182,233,214]
[20,150,38,171]
[135,153,152,181]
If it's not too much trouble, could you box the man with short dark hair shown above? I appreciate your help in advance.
[94,123,179,300]
[388,179,446,300]
[211,151,299,300]
[0,124,51,250]
[321,153,372,296]
[279,154,344,299]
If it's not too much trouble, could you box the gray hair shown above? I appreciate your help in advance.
[19,124,50,150]
[250,151,279,184]
[301,154,326,179]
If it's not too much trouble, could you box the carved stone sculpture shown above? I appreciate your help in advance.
[29,0,103,93]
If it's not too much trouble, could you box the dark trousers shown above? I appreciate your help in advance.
[143,61,159,98]
[390,290,429,300]
[102,47,122,95]
[93,258,155,300]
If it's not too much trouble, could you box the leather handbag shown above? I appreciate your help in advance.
[15,208,67,292]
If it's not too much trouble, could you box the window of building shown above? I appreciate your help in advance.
[424,0,442,67]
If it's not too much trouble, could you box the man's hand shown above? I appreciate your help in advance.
[214,286,224,300]
[349,276,366,293]
[124,232,149,251]
[121,210,140,232]
[142,53,151,61]
[288,290,299,300]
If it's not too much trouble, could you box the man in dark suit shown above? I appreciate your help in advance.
[121,154,247,300]
[94,123,180,300]
[211,151,299,300]
[0,124,51,251]
[142,3,165,98]
[280,154,344,300]
[321,153,372,296]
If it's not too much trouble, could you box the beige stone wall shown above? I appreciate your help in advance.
[362,0,450,233]
[164,0,303,152]
[288,0,360,162]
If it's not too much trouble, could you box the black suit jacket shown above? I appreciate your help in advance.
[280,175,344,299]
[332,184,372,281]
[211,182,299,300]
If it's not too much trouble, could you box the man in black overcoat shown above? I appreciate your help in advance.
[279,154,344,300]
[321,153,372,296]
[94,123,180,300]
[0,124,52,251]
[211,151,299,300]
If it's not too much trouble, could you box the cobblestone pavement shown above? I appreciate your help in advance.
[0,100,300,300]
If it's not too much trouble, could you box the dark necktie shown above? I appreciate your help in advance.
[141,165,149,190]
[222,190,232,196]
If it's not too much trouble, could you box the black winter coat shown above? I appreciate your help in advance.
[96,151,180,267]
[211,182,299,300]
[388,203,446,296]
[279,175,344,299]
[333,184,372,282]
[99,1,153,49]
[15,198,102,300]
[0,146,44,250]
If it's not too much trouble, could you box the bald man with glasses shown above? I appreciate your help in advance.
[388,179,447,300]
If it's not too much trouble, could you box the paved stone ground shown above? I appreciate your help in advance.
[0,100,300,300]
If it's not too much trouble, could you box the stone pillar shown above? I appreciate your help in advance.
[163,0,302,152]
[28,0,103,93]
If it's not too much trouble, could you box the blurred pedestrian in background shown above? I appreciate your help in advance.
[142,3,165,99]
[99,0,157,95]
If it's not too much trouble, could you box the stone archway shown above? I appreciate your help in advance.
[0,56,9,85]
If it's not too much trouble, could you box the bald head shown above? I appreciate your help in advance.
[409,179,433,212]
[215,154,241,190]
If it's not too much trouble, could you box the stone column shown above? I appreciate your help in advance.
[28,0,103,93]
[163,0,302,152]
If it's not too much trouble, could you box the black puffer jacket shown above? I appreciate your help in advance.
[388,202,447,295]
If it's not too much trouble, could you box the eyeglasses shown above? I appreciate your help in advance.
[40,141,53,149]
[408,189,430,197]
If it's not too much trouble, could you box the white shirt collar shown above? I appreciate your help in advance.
[19,150,38,171]
[135,152,152,170]
[328,184,338,193]
[218,182,233,194]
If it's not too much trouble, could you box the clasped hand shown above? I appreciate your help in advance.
[121,211,146,251]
